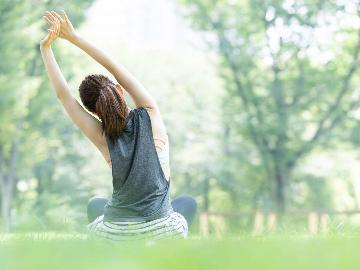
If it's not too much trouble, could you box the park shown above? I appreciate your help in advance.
[0,0,360,269]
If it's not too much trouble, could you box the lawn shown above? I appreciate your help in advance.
[1,233,360,270]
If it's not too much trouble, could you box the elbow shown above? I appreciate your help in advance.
[55,88,71,101]
[56,91,65,100]
[55,91,62,99]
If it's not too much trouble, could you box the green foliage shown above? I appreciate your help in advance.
[0,0,359,234]
[0,0,97,231]
[178,0,360,212]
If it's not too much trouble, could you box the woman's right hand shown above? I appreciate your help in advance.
[40,12,60,48]
[44,10,77,42]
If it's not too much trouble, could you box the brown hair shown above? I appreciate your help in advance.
[79,74,128,140]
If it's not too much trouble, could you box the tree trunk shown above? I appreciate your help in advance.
[1,185,13,232]
[203,177,210,212]
[274,171,285,214]
[0,117,24,231]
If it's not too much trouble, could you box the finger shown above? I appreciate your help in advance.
[50,21,58,36]
[45,11,57,22]
[49,22,57,34]
[43,16,52,26]
[44,16,57,30]
[61,10,69,22]
[49,28,57,39]
[44,14,55,24]
[47,12,60,31]
[51,10,64,22]
[55,22,60,35]
[45,11,54,22]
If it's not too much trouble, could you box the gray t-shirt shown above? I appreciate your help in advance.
[103,107,174,222]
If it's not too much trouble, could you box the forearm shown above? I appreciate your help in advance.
[68,34,146,95]
[40,45,71,99]
[68,34,117,73]
[68,33,157,109]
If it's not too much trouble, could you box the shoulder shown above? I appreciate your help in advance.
[140,106,161,118]
[139,107,168,136]
[132,106,162,121]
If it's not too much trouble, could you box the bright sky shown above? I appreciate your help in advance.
[80,0,198,49]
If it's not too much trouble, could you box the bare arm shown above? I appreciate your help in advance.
[51,10,168,162]
[70,35,158,110]
[52,10,158,110]
[42,8,170,177]
[40,12,103,147]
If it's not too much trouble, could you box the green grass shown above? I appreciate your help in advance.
[1,233,360,270]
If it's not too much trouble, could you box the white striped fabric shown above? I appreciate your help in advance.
[87,212,188,242]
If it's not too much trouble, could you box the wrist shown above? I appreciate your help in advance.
[40,43,52,51]
[67,32,80,43]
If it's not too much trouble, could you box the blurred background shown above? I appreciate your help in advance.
[0,0,359,236]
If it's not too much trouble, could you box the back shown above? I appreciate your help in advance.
[103,107,174,222]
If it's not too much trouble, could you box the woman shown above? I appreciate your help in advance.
[40,10,197,241]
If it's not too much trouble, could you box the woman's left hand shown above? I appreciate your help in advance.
[40,11,60,48]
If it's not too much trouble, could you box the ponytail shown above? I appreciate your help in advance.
[79,74,128,141]
[96,86,128,140]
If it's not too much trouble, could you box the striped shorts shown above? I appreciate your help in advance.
[86,211,188,242]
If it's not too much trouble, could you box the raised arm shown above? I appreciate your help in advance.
[40,12,103,147]
[51,10,158,111]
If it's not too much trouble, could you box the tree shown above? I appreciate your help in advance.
[0,0,95,231]
[179,0,360,213]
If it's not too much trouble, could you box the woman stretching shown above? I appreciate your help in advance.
[40,10,197,241]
